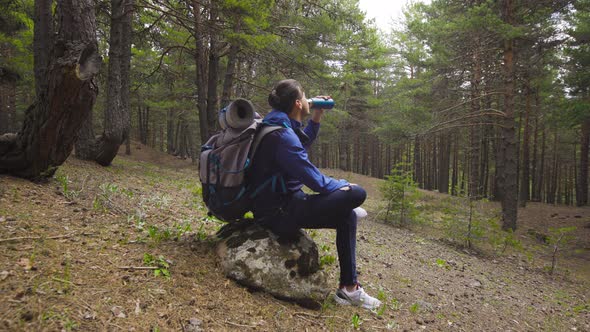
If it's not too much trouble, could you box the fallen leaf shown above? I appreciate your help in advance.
[0,271,9,280]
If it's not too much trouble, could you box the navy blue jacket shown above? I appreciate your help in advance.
[248,110,348,215]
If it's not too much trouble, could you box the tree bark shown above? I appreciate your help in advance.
[577,118,590,206]
[414,136,422,187]
[519,85,532,207]
[206,1,220,139]
[500,0,518,230]
[0,68,19,134]
[438,135,450,194]
[76,0,131,166]
[0,0,101,180]
[221,43,240,108]
[193,0,209,146]
[121,0,134,156]
[34,0,54,99]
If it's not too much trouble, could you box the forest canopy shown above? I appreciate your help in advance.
[1,0,589,229]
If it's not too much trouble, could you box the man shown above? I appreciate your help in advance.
[249,79,381,310]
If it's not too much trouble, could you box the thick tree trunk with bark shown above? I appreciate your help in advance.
[0,68,19,135]
[500,0,518,230]
[34,0,54,99]
[0,0,101,180]
[76,0,131,166]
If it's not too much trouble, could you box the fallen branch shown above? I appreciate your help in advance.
[118,266,158,270]
[224,320,257,328]
[0,232,76,243]
[293,312,343,320]
[52,277,83,286]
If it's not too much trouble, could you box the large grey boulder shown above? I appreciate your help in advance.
[215,221,330,309]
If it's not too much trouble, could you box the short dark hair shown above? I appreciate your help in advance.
[268,79,303,113]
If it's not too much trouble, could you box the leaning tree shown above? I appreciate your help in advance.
[0,0,100,180]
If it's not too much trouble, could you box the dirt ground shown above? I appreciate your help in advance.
[0,144,588,331]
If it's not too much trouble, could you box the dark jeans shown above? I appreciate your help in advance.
[260,185,367,287]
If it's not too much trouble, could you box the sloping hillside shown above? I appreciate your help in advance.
[0,145,588,331]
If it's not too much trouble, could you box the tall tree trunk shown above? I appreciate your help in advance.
[206,1,220,139]
[0,0,101,179]
[76,0,130,166]
[166,109,174,152]
[500,0,518,230]
[519,85,532,207]
[34,0,54,99]
[469,50,481,198]
[537,126,546,202]
[0,69,19,134]
[531,94,539,201]
[438,134,451,194]
[221,42,240,108]
[451,133,458,195]
[121,0,134,156]
[577,118,590,206]
[414,136,423,187]
[193,0,209,145]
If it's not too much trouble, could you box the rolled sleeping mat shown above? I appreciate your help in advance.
[219,98,255,130]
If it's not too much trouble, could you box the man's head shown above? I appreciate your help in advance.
[268,79,310,119]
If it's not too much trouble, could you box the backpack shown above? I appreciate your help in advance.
[199,119,284,222]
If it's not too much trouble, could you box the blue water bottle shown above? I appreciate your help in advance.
[307,97,335,110]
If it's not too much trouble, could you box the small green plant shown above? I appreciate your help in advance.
[143,253,170,278]
[195,224,209,241]
[379,163,421,226]
[351,313,362,329]
[573,303,589,314]
[547,226,577,275]
[435,258,450,270]
[409,302,420,314]
[147,225,171,244]
[54,171,80,201]
[390,298,401,311]
[319,254,336,267]
[173,221,192,241]
[440,195,494,249]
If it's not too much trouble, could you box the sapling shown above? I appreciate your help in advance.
[380,163,421,226]
[547,226,576,275]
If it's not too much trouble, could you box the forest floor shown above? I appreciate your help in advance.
[0,142,589,331]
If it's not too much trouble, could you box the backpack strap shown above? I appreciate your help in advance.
[249,124,284,160]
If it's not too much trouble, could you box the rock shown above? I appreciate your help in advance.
[185,318,203,332]
[216,222,329,309]
[416,300,434,312]
[111,306,126,318]
[468,280,482,288]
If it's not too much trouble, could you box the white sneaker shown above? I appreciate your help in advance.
[353,207,367,219]
[334,284,382,310]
